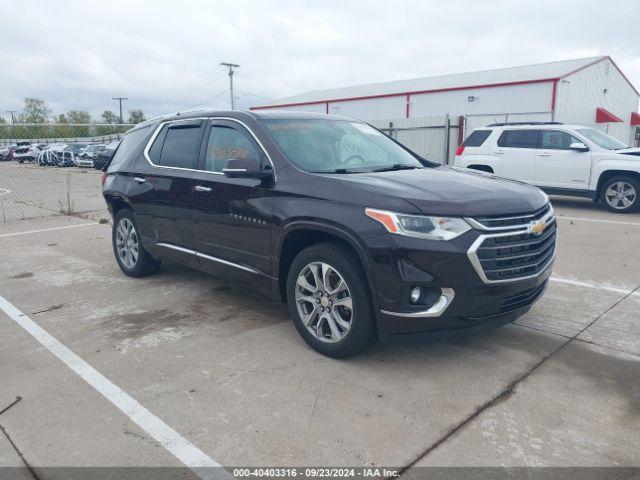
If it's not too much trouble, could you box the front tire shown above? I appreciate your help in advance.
[286,242,376,358]
[112,209,160,277]
[601,176,639,213]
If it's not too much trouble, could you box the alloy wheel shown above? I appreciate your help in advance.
[295,262,354,343]
[605,181,637,210]
[115,218,139,269]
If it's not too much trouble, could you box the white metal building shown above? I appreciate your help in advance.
[252,56,640,145]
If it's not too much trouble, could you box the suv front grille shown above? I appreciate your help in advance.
[468,204,556,283]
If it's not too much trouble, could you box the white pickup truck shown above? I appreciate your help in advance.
[454,122,640,213]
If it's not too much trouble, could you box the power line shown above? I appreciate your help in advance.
[220,62,240,110]
[112,97,128,123]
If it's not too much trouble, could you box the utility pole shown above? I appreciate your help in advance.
[5,111,18,124]
[112,97,128,123]
[220,62,240,110]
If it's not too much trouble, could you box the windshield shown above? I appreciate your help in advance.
[577,128,628,150]
[261,119,424,173]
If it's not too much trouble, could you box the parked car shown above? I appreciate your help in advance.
[454,122,640,213]
[102,111,555,358]
[76,144,107,167]
[55,143,88,167]
[0,146,11,161]
[93,140,119,170]
[13,143,40,163]
[38,144,66,166]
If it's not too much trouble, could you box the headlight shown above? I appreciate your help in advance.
[365,208,471,240]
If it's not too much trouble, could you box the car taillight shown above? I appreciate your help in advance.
[455,146,465,156]
[100,172,107,186]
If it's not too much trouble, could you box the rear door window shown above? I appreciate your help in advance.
[158,122,202,169]
[156,122,203,169]
[463,130,492,147]
[497,130,540,149]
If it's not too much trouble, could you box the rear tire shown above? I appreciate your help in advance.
[112,209,160,277]
[600,176,639,213]
[286,242,376,358]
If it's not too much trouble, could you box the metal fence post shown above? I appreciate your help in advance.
[443,114,450,165]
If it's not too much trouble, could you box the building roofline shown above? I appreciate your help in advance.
[251,78,558,110]
[252,55,639,111]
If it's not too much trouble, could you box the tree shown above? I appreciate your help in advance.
[101,110,119,124]
[56,114,68,124]
[0,116,6,125]
[127,109,146,124]
[20,97,52,123]
[67,110,92,124]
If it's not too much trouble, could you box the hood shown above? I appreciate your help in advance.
[322,166,548,217]
[615,147,640,157]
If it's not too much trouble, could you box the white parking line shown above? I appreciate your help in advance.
[0,296,229,480]
[0,222,99,239]
[551,276,640,297]
[556,216,640,227]
[0,188,11,196]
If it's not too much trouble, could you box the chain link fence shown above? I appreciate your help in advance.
[0,124,132,223]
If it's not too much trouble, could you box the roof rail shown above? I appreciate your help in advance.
[486,121,564,127]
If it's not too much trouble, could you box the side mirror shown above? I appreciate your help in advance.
[569,142,589,152]
[222,158,273,180]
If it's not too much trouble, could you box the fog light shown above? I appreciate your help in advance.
[409,286,422,304]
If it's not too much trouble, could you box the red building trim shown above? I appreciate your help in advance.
[251,78,557,110]
[630,112,640,126]
[550,79,558,112]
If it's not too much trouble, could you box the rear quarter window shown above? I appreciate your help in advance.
[107,126,151,171]
[463,130,492,147]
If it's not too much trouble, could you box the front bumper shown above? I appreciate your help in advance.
[365,221,555,336]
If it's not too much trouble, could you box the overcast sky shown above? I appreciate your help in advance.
[2,0,639,122]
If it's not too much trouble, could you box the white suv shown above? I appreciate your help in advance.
[454,122,640,213]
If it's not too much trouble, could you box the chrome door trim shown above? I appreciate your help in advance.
[156,242,259,274]
[380,288,455,318]
[142,117,276,180]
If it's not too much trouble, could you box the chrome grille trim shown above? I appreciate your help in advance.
[467,212,557,284]
[465,203,553,231]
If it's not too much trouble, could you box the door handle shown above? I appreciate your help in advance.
[494,150,504,155]
[538,153,551,157]
[133,177,146,184]
[194,185,212,193]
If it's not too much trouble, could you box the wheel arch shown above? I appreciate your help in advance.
[596,170,640,199]
[275,221,377,304]
[104,193,133,218]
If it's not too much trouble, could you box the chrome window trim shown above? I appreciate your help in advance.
[380,288,455,318]
[465,204,554,232]
[142,117,276,180]
[467,218,557,284]
[156,242,259,274]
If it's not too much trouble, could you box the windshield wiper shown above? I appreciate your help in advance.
[371,164,421,173]
[310,168,359,174]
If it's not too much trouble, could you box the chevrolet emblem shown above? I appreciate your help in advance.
[528,220,546,236]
